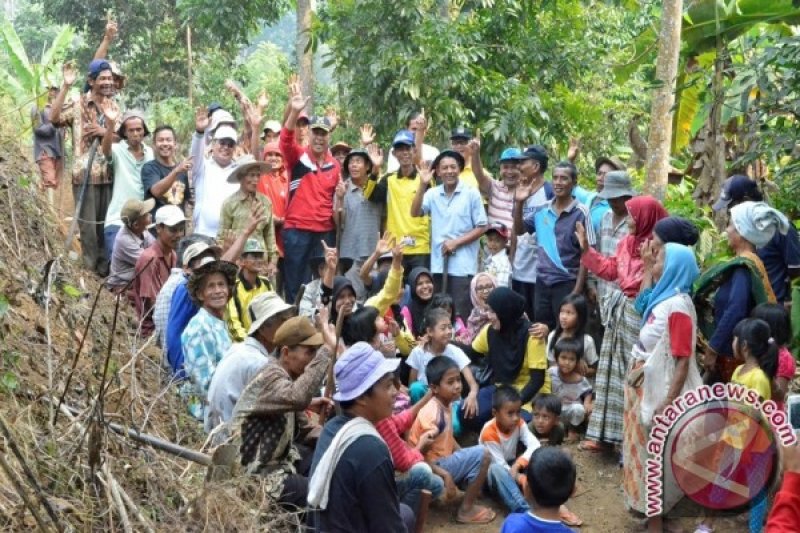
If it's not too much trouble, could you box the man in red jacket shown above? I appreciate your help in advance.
[279,81,340,303]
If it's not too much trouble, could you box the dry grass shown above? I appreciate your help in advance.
[0,121,298,531]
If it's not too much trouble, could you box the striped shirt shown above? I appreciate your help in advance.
[595,209,629,318]
[339,180,383,259]
[374,409,424,473]
[486,179,514,229]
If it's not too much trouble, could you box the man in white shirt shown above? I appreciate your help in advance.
[190,107,243,237]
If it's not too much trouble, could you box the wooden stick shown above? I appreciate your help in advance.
[0,415,62,531]
[319,309,346,426]
[101,464,132,533]
[186,26,193,109]
[0,452,52,533]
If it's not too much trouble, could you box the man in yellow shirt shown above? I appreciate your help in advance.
[366,130,431,273]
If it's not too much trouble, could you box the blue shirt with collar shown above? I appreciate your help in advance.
[573,185,610,235]
[421,180,488,276]
[524,197,596,285]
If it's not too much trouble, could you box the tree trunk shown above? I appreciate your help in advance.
[296,0,315,111]
[643,0,683,201]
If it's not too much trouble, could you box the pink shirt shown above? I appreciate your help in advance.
[775,346,796,411]
[581,239,644,298]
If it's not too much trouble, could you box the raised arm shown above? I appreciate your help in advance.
[409,164,432,218]
[101,107,118,157]
[93,19,117,59]
[413,111,427,167]
[513,181,534,236]
[468,135,492,196]
[50,63,77,126]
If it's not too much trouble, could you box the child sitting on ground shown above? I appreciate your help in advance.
[225,238,274,342]
[479,385,540,513]
[407,308,480,432]
[549,337,593,443]
[408,357,496,525]
[483,222,512,287]
[529,394,565,446]
[374,389,444,511]
[501,447,579,532]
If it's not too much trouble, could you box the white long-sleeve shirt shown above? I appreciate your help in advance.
[190,132,240,237]
[479,418,540,469]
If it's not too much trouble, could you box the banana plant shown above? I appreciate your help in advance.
[0,21,74,109]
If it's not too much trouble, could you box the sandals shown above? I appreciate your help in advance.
[578,439,606,452]
[559,506,583,527]
[456,505,496,524]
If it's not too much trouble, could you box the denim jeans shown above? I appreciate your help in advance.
[486,463,530,513]
[103,224,121,263]
[396,462,444,511]
[282,228,335,303]
[436,445,485,486]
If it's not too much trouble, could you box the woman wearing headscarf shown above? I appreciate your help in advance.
[466,287,551,431]
[401,267,435,338]
[696,201,788,383]
[623,244,703,531]
[574,195,668,452]
[465,272,497,343]
[635,216,701,315]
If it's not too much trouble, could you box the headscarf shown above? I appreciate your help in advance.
[623,195,668,259]
[641,243,699,323]
[654,217,699,246]
[730,201,789,248]
[485,287,530,384]
[405,267,433,337]
[262,142,284,170]
[330,276,356,324]
[467,273,497,340]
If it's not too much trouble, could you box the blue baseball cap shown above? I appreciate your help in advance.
[392,129,415,147]
[87,59,111,79]
[499,147,522,163]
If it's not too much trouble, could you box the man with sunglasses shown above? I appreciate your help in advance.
[190,107,245,237]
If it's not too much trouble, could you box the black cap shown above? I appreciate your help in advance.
[431,149,466,173]
[207,102,223,118]
[520,145,549,169]
[449,126,473,140]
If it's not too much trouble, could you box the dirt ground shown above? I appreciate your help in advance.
[425,442,750,533]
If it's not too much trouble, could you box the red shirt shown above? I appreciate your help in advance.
[279,127,340,232]
[766,472,800,532]
[133,241,176,335]
[374,409,424,473]
[258,169,289,255]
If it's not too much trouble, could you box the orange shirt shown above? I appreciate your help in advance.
[408,397,455,462]
[257,170,289,255]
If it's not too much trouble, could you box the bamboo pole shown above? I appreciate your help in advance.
[186,26,193,109]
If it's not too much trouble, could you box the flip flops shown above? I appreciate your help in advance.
[456,505,496,524]
[559,506,583,527]
[578,439,606,452]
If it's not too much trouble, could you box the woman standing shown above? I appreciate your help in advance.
[623,243,703,531]
[695,201,787,383]
[575,195,667,451]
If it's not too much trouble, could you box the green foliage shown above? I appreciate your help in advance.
[177,0,291,48]
[317,0,653,176]
[0,20,74,107]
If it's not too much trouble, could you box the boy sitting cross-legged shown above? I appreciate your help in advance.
[408,357,496,525]
[501,447,579,532]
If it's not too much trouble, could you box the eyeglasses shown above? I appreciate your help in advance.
[476,285,494,292]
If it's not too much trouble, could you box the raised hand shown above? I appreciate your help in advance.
[375,231,396,255]
[467,135,481,154]
[321,240,338,271]
[360,123,376,146]
[324,107,339,130]
[256,90,269,112]
[246,202,267,234]
[62,62,77,87]
[103,106,119,124]
[104,19,118,41]
[194,106,209,133]
[515,180,534,202]
[567,137,581,161]
[417,162,433,186]
[289,84,310,113]
[335,180,346,201]
[574,221,589,253]
[177,156,193,174]
[414,109,428,133]
[367,143,384,172]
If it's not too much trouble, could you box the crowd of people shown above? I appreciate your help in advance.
[29,19,800,533]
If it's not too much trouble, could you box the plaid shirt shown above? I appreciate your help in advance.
[595,209,629,318]
[154,268,185,349]
[181,308,232,421]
